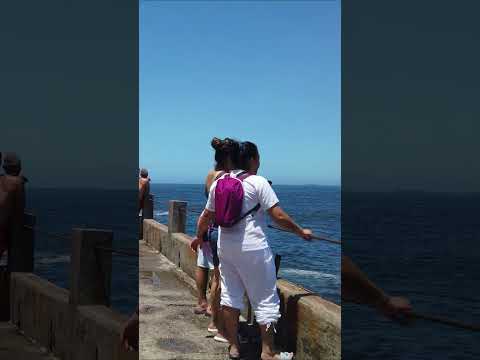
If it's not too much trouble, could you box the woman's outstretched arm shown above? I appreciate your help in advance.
[342,255,412,319]
[268,204,312,240]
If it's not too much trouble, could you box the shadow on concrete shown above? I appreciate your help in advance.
[278,292,320,353]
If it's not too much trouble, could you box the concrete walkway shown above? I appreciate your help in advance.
[139,240,229,360]
[0,322,58,360]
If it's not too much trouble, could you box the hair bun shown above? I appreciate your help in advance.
[211,137,222,150]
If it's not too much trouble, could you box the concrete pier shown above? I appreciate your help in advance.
[141,201,341,360]
[0,321,59,359]
[1,197,341,359]
[70,228,113,307]
[139,240,227,359]
[0,214,137,360]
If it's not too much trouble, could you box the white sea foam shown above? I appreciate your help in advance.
[155,211,169,216]
[281,268,339,281]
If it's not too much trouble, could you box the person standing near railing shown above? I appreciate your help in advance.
[139,168,150,215]
[0,152,26,264]
[193,141,312,360]
[191,137,237,344]
[2,152,28,183]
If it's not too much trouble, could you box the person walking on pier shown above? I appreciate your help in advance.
[0,152,26,264]
[193,141,312,360]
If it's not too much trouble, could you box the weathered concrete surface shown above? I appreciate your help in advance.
[74,306,134,360]
[276,280,341,360]
[70,228,113,307]
[10,273,72,359]
[143,219,341,360]
[168,200,187,234]
[10,272,134,360]
[143,220,169,256]
[0,321,58,359]
[139,240,227,360]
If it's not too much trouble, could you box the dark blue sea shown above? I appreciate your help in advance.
[26,186,480,358]
[26,184,340,316]
[26,188,138,315]
[342,191,480,360]
[151,184,341,304]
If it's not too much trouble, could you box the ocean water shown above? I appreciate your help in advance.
[151,183,341,304]
[27,188,138,314]
[342,191,480,360]
[26,184,340,316]
[26,186,480,358]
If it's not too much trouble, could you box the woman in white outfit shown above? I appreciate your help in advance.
[193,141,312,360]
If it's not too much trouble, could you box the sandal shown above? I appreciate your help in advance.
[193,304,207,315]
[213,334,229,343]
[207,325,218,333]
[228,345,241,360]
[261,352,294,360]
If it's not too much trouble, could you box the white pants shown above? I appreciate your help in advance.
[219,246,280,326]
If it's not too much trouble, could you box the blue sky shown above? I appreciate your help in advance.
[140,1,340,185]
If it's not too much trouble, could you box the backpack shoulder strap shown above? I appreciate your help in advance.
[215,171,226,180]
[237,171,251,181]
[207,171,226,197]
[231,203,261,226]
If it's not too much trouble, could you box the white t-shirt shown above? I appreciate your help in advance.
[205,170,279,251]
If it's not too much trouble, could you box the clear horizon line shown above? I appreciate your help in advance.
[151,182,341,187]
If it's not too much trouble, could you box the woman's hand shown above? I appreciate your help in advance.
[190,237,203,252]
[298,228,313,241]
[378,295,413,323]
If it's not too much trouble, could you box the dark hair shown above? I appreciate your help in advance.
[239,141,259,171]
[140,168,149,178]
[211,137,240,171]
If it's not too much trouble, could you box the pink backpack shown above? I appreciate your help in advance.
[214,171,260,228]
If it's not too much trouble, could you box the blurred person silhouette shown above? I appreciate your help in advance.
[139,168,150,215]
[120,307,139,351]
[0,152,26,264]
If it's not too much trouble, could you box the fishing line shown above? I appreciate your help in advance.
[268,224,341,245]
[408,311,480,332]
[268,224,480,331]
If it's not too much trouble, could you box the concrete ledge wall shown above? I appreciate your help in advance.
[143,220,197,280]
[276,279,340,360]
[143,219,341,360]
[10,273,134,360]
[10,273,72,359]
[142,220,168,252]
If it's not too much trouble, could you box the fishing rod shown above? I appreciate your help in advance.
[408,311,480,332]
[268,225,480,331]
[268,225,341,245]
